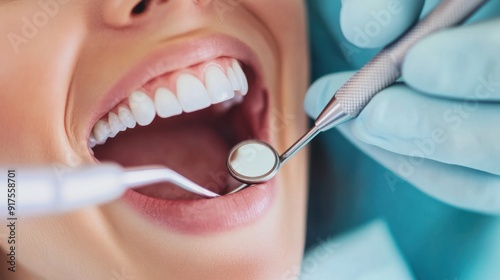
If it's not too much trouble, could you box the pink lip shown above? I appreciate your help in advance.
[91,34,277,234]
[123,180,276,234]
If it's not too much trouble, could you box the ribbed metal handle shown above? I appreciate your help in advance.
[334,52,399,116]
[315,0,488,128]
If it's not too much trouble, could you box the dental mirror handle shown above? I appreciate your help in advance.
[1,163,218,217]
[281,0,488,164]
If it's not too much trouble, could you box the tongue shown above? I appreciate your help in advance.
[93,123,233,200]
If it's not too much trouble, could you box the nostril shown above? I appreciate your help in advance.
[132,0,151,15]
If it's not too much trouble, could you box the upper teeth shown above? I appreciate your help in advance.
[90,59,248,148]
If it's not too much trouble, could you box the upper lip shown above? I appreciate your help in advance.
[85,33,261,145]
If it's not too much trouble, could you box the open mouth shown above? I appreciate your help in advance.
[84,35,277,233]
[91,57,267,200]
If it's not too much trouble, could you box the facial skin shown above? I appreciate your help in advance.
[0,1,309,279]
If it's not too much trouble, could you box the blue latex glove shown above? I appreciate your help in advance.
[305,0,500,214]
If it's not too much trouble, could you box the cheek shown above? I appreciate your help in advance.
[247,0,306,42]
[244,0,309,106]
[0,3,86,164]
[249,0,309,266]
[244,0,309,178]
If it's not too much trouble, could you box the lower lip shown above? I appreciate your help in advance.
[122,180,276,234]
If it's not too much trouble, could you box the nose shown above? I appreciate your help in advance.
[101,0,217,28]
[101,0,171,28]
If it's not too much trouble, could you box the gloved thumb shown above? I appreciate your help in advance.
[340,0,425,48]
[304,72,354,119]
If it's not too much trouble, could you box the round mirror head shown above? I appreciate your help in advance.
[227,140,280,184]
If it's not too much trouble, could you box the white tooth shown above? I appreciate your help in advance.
[226,67,242,91]
[108,112,125,137]
[154,87,183,118]
[129,91,156,126]
[205,65,235,104]
[232,60,248,95]
[93,119,111,144]
[118,106,136,129]
[89,134,97,148]
[176,74,211,113]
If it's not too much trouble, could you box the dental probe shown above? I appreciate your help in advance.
[0,163,219,217]
[227,0,489,193]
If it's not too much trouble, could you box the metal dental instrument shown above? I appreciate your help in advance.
[227,0,489,194]
[1,163,219,217]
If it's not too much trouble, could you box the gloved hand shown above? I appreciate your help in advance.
[305,0,500,214]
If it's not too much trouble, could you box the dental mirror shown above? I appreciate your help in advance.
[227,125,322,194]
[227,140,280,184]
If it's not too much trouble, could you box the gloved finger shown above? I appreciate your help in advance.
[337,124,500,215]
[352,85,500,176]
[304,71,354,119]
[340,0,425,48]
[403,18,500,100]
[305,72,500,175]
